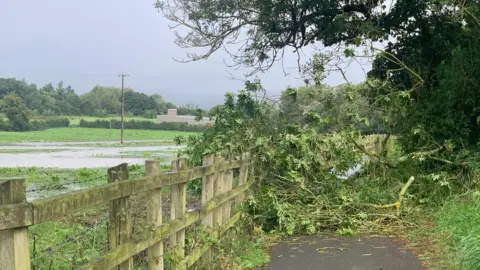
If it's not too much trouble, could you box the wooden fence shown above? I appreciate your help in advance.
[0,155,253,270]
[361,134,394,155]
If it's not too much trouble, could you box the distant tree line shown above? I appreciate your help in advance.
[0,77,210,131]
[0,77,202,118]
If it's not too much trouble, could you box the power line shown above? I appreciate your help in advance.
[119,73,129,144]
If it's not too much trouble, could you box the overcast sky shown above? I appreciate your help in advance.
[0,0,370,108]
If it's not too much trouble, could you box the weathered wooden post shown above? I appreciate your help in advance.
[0,178,31,270]
[237,154,250,204]
[170,158,187,270]
[107,163,133,270]
[249,156,255,189]
[146,160,164,270]
[374,135,381,157]
[213,157,224,228]
[200,155,214,264]
[223,159,233,223]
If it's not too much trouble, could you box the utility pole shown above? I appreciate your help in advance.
[119,73,129,144]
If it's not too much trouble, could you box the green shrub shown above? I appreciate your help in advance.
[29,118,70,131]
[78,119,207,132]
[0,118,11,131]
[143,109,157,119]
[41,109,56,117]
[0,117,69,131]
[92,109,108,117]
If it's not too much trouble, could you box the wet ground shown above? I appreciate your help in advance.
[0,141,182,168]
[2,140,174,147]
[267,235,422,270]
[27,182,88,201]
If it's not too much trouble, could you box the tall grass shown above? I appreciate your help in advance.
[435,195,480,270]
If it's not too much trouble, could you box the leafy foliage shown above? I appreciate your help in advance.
[78,118,208,132]
[177,74,480,238]
[364,2,480,154]
[0,78,212,122]
[280,84,386,133]
[27,118,70,131]
[80,85,124,116]
[0,93,70,131]
[1,92,31,131]
[156,0,460,74]
[177,81,395,234]
[123,91,157,116]
[158,0,480,156]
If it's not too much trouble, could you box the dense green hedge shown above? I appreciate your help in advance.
[0,118,70,131]
[78,119,208,132]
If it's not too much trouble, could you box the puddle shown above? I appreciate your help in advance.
[335,163,363,179]
[332,156,368,179]
[27,183,87,201]
[0,141,183,169]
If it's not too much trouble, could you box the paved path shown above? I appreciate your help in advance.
[267,235,422,270]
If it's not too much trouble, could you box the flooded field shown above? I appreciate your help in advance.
[0,140,182,168]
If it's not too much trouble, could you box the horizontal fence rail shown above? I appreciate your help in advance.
[0,159,251,230]
[0,154,253,270]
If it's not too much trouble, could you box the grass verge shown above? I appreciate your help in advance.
[395,193,480,270]
[191,215,278,270]
[435,194,480,270]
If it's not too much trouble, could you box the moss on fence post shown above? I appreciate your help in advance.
[0,178,31,270]
[146,160,164,270]
[169,158,188,270]
[107,163,133,270]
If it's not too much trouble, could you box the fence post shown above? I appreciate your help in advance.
[201,155,214,264]
[223,159,233,223]
[107,163,133,270]
[213,157,224,228]
[0,178,30,270]
[374,135,381,156]
[249,158,255,187]
[146,160,164,270]
[237,155,250,204]
[170,158,187,270]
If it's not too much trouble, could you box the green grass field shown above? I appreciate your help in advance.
[0,127,194,143]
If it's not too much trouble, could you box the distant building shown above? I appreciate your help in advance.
[156,109,214,126]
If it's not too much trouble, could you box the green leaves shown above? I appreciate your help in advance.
[178,80,381,234]
[2,92,30,131]
[159,0,397,72]
[344,49,355,57]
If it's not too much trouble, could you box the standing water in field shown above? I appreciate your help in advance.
[0,141,183,168]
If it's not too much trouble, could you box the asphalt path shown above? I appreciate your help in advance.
[267,235,422,270]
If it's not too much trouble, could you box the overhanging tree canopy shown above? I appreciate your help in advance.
[156,0,451,72]
[158,0,480,150]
